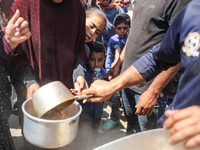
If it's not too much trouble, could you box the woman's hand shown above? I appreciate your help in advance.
[26,83,40,99]
[5,9,31,52]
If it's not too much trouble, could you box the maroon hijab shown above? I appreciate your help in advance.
[10,0,86,88]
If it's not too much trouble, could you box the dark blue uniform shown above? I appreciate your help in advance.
[133,0,200,127]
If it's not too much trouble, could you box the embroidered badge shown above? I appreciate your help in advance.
[114,44,119,49]
[182,32,200,57]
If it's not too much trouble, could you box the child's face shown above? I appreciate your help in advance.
[99,0,110,6]
[85,16,105,43]
[88,51,105,72]
[113,0,124,8]
[114,22,130,38]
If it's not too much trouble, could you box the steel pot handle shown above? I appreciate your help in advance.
[69,119,77,126]
[74,94,93,100]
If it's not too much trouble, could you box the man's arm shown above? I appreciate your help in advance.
[82,65,146,102]
[135,62,182,116]
[82,6,183,103]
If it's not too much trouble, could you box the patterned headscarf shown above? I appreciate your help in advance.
[10,0,87,88]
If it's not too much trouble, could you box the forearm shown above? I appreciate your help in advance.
[147,62,182,97]
[119,37,128,64]
[113,47,122,66]
[110,65,146,94]
[119,32,129,63]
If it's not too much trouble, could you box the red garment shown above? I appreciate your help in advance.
[124,0,130,5]
[10,0,86,88]
[1,27,6,31]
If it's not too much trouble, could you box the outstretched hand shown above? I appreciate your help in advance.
[5,9,31,52]
[81,79,114,103]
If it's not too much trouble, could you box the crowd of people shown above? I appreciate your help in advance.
[1,0,200,150]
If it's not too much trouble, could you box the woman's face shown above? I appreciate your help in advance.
[85,15,105,43]
[51,0,63,3]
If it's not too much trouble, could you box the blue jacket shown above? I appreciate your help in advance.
[133,0,200,127]
[82,67,108,120]
[105,31,129,71]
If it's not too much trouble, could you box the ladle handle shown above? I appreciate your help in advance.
[74,94,93,100]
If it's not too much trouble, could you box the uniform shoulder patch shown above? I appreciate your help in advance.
[114,44,119,49]
[182,32,200,57]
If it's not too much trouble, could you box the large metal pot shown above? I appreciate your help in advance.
[22,98,82,149]
[94,128,199,150]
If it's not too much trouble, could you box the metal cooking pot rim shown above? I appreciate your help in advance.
[22,98,82,123]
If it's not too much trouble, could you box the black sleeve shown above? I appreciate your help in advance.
[18,66,38,89]
[72,58,86,83]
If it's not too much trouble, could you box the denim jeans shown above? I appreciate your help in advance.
[122,88,167,134]
[110,91,121,122]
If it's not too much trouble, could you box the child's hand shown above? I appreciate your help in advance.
[70,76,88,95]
[70,82,81,96]
[5,9,31,52]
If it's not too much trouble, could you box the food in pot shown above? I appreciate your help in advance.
[41,108,70,120]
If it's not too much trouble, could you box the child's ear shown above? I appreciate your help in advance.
[113,26,116,29]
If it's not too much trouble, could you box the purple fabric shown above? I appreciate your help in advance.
[0,36,17,64]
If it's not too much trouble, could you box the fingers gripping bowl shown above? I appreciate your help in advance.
[31,81,92,118]
[32,81,78,118]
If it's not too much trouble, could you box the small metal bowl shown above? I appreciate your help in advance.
[32,81,78,118]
